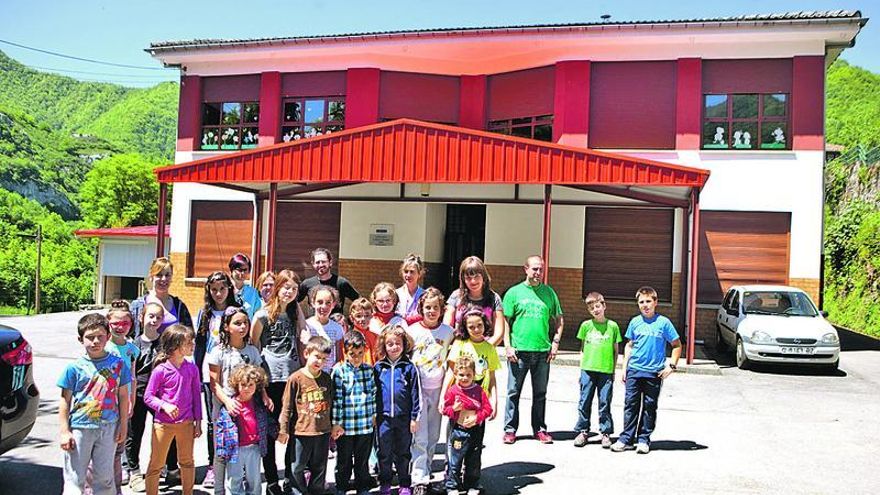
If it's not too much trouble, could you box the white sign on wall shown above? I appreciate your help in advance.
[369,224,394,246]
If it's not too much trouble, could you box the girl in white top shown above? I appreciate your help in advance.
[305,285,345,373]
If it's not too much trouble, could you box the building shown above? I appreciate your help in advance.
[75,225,170,303]
[148,10,866,359]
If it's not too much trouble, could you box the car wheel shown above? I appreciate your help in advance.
[715,324,727,352]
[736,338,751,370]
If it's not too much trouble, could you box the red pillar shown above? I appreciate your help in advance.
[541,185,552,283]
[156,183,168,258]
[177,75,202,151]
[458,75,487,130]
[675,58,702,149]
[266,184,278,271]
[252,199,263,283]
[686,188,702,364]
[345,68,381,128]
[791,56,825,150]
[552,60,591,147]
[258,71,282,146]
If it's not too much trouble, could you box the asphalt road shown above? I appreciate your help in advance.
[1,312,878,494]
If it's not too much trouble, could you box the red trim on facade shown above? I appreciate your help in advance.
[345,68,381,127]
[675,58,702,149]
[553,61,591,147]
[75,225,171,238]
[202,74,261,102]
[792,56,825,150]
[282,71,346,97]
[702,59,792,94]
[156,119,709,187]
[458,75,487,129]
[258,71,282,146]
[177,75,201,152]
[686,188,701,364]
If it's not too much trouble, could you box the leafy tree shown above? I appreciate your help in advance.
[826,60,880,148]
[79,154,163,228]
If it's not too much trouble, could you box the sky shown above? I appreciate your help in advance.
[2,0,876,87]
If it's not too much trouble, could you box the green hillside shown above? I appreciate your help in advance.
[826,60,880,149]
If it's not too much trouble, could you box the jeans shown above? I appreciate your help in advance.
[504,350,550,434]
[201,383,215,465]
[444,423,484,492]
[617,375,662,446]
[292,433,330,495]
[145,422,195,495]
[264,381,295,488]
[224,443,261,495]
[335,433,373,492]
[574,370,615,434]
[63,422,118,495]
[410,388,442,485]
[377,415,413,487]
[127,394,177,474]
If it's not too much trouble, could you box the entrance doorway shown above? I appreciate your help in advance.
[440,204,486,294]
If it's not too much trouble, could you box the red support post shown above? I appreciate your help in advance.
[258,71,282,146]
[252,199,263,283]
[345,68,381,128]
[458,75,487,130]
[266,183,278,271]
[686,188,702,364]
[552,60,591,147]
[675,58,702,149]
[156,183,167,258]
[541,184,552,283]
[177,75,202,152]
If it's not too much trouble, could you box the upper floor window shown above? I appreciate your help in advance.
[282,97,345,142]
[702,93,788,150]
[488,115,553,142]
[201,102,259,150]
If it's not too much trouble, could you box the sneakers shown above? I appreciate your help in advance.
[121,468,130,486]
[413,485,428,495]
[502,432,516,444]
[610,441,634,452]
[535,431,553,444]
[380,484,393,495]
[202,466,215,488]
[166,468,181,486]
[467,489,481,495]
[573,431,589,447]
[447,491,460,495]
[399,487,413,495]
[601,434,612,449]
[128,472,146,493]
[636,442,650,454]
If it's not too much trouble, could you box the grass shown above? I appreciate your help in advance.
[0,305,30,316]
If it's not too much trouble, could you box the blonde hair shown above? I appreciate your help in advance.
[453,355,476,374]
[370,282,398,308]
[399,253,425,279]
[148,257,173,279]
[349,297,373,315]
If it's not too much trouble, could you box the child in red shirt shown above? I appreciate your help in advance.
[442,356,492,495]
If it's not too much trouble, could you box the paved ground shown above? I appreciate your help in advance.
[1,312,878,494]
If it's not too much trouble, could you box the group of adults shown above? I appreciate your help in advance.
[131,248,565,465]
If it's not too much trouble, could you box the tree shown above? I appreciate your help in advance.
[79,153,163,228]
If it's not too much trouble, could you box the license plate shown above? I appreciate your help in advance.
[780,346,814,355]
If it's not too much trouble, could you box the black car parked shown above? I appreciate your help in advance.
[0,324,39,455]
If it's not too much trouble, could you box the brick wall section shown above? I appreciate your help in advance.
[167,252,206,318]
[336,259,445,301]
[789,278,821,305]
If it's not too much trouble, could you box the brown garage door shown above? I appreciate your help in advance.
[189,201,254,278]
[583,207,674,301]
[274,202,341,279]
[698,211,791,304]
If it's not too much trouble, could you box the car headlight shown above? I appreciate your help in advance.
[821,332,840,345]
[750,330,773,344]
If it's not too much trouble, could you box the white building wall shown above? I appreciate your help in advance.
[102,240,161,277]
[339,202,430,261]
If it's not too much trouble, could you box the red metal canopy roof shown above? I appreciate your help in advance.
[155,119,709,188]
[75,225,171,238]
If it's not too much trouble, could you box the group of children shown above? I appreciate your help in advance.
[58,254,681,495]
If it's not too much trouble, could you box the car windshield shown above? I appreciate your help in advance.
[742,291,818,317]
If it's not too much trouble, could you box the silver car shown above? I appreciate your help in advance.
[715,285,840,370]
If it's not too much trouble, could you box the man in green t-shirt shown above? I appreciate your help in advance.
[502,255,563,445]
[573,292,622,448]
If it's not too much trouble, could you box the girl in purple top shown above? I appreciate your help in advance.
[144,324,202,495]
[442,256,506,346]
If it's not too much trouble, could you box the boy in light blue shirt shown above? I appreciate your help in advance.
[610,286,681,455]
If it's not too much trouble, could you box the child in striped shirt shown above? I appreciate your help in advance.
[331,331,377,495]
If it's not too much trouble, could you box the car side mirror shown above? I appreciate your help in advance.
[820,310,829,318]
[727,308,739,317]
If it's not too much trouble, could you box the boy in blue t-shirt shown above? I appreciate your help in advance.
[58,313,131,495]
[610,286,681,455]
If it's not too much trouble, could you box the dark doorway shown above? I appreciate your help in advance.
[120,277,142,300]
[440,204,486,294]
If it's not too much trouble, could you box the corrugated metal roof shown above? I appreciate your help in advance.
[75,225,170,238]
[154,119,709,188]
[148,10,864,51]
